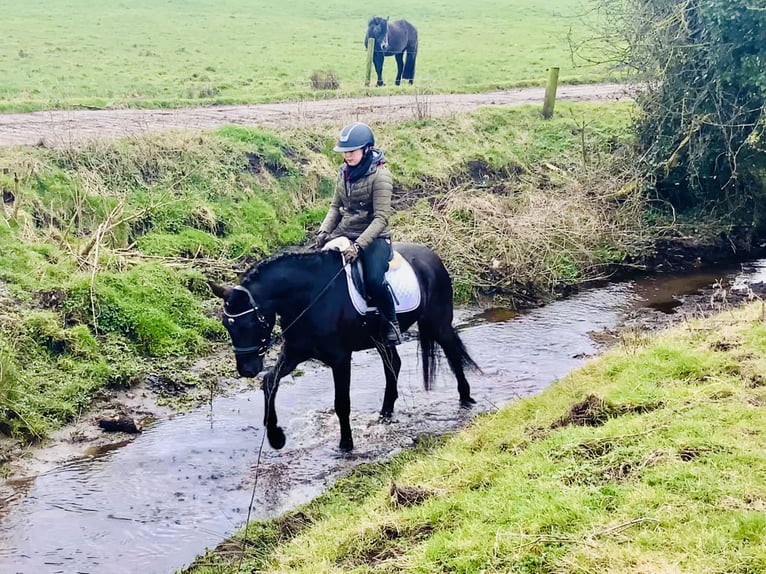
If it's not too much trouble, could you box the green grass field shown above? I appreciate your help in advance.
[0,0,611,112]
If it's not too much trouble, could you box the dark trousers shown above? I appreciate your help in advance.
[360,237,397,323]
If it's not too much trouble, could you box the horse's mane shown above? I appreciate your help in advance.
[368,16,386,26]
[242,249,336,285]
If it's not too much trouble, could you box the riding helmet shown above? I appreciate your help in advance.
[333,122,375,152]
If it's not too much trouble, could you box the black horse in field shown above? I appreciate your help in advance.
[365,16,418,87]
[209,243,477,452]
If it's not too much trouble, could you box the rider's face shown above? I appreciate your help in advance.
[343,148,364,166]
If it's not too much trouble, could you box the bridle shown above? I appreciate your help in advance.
[224,285,271,356]
[224,258,348,357]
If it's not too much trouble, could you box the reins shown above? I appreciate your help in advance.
[279,261,348,336]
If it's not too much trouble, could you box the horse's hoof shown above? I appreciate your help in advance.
[267,426,286,449]
[339,438,354,452]
[379,410,394,422]
[377,82,385,87]
[460,397,476,409]
[395,81,401,86]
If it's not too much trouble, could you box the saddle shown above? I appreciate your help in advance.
[322,237,421,315]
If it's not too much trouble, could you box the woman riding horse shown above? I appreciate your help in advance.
[315,122,402,346]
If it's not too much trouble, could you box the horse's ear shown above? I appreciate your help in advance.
[208,280,233,300]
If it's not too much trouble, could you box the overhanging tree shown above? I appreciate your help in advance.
[586,0,766,229]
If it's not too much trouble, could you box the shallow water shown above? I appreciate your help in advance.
[0,262,759,574]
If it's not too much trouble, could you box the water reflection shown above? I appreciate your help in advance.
[631,266,741,314]
[475,307,518,323]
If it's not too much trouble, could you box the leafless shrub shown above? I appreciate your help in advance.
[196,85,220,99]
[394,152,657,305]
[411,89,432,121]
[310,70,340,90]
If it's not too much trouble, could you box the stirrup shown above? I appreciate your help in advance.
[385,321,402,346]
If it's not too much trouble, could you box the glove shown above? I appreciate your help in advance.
[342,242,360,264]
[315,231,330,249]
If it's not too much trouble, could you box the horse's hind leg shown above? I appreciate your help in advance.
[331,356,354,451]
[442,332,475,405]
[394,53,405,85]
[376,345,402,418]
[403,50,416,83]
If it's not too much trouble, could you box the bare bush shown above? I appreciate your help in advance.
[310,70,340,91]
[411,89,432,121]
[394,159,654,305]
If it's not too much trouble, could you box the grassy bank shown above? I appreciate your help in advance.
[185,300,766,574]
[0,101,652,446]
[0,0,613,112]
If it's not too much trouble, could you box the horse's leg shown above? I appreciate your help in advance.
[394,53,404,86]
[376,345,402,419]
[439,328,476,406]
[404,49,416,84]
[373,52,385,87]
[331,356,354,451]
[262,349,304,449]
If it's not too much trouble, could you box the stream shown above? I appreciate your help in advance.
[2,260,765,574]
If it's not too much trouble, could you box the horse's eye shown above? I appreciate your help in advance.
[228,318,235,326]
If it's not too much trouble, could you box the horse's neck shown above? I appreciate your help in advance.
[256,254,335,312]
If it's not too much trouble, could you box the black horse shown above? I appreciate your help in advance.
[209,243,477,452]
[365,17,418,87]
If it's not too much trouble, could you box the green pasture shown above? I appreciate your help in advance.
[0,0,611,112]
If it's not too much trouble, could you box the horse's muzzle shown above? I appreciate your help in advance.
[236,355,264,378]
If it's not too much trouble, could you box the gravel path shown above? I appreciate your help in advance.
[0,83,631,147]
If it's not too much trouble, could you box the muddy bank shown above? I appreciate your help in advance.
[0,347,254,482]
[619,275,766,333]
[633,233,766,274]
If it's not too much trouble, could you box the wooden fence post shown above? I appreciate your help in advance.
[542,66,560,119]
[365,38,375,86]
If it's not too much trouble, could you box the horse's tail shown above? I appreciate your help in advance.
[419,328,437,391]
[419,324,478,391]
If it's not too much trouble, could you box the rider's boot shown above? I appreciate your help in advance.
[377,287,402,346]
[384,317,402,346]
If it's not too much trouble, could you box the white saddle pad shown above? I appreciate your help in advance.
[323,237,421,315]
[343,256,421,315]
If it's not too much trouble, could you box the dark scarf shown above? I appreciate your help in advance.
[344,148,376,183]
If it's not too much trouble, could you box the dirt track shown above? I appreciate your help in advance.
[0,83,630,147]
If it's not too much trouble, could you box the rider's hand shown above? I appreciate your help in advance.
[315,231,330,249]
[342,242,360,263]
